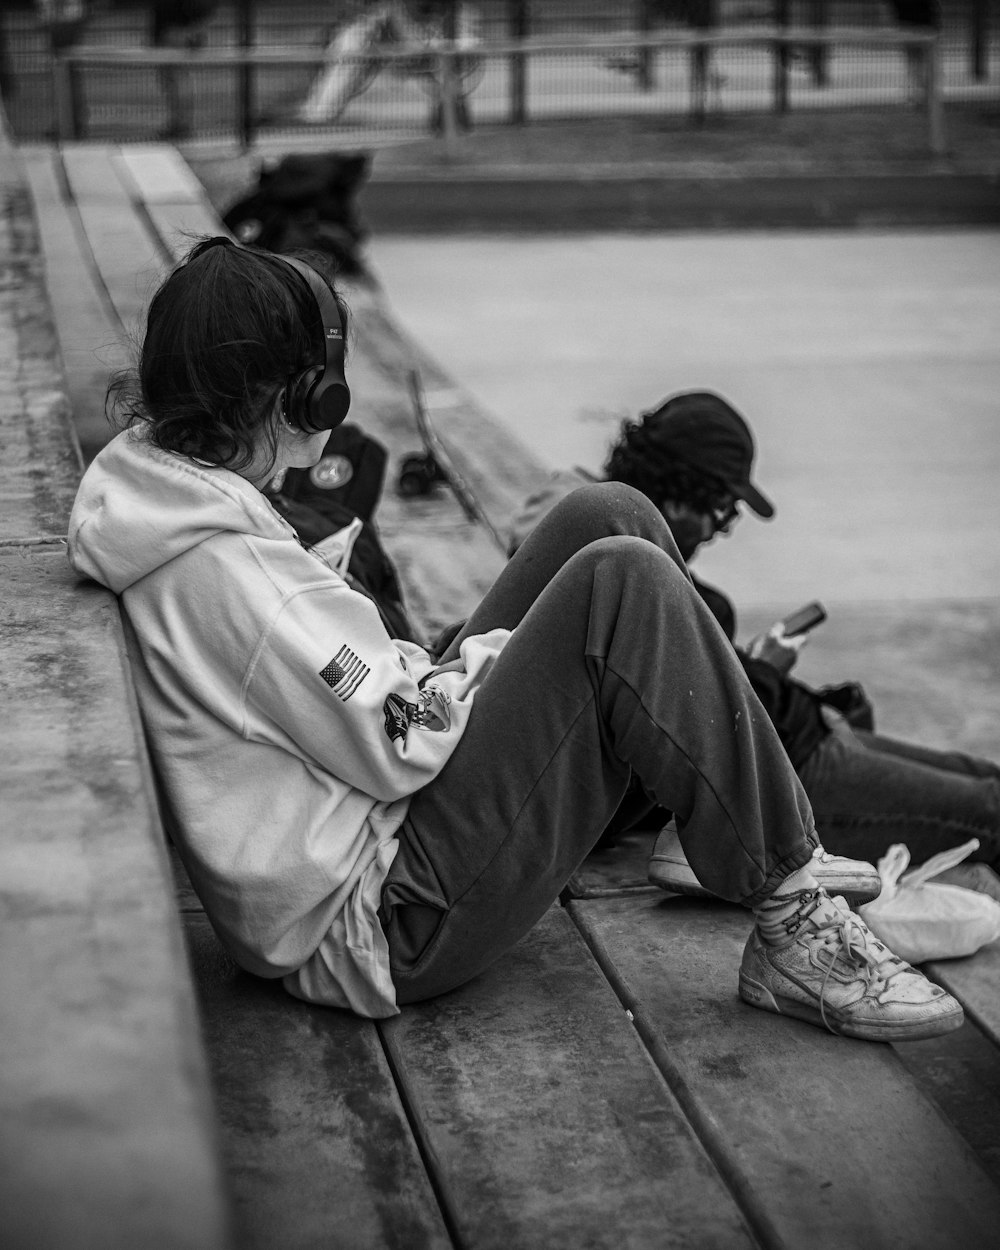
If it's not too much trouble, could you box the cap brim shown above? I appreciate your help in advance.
[733,480,775,519]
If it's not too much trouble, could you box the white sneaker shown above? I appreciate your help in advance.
[647,825,882,906]
[740,890,964,1042]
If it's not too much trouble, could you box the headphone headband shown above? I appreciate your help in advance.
[279,254,351,433]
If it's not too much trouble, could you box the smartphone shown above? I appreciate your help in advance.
[779,600,827,637]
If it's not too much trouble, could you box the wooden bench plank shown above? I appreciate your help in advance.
[570,824,1000,1190]
[0,549,233,1250]
[380,905,756,1249]
[183,913,452,1250]
[116,144,210,204]
[927,943,1000,1048]
[19,145,128,463]
[144,199,232,263]
[60,146,165,334]
[570,892,1000,1249]
[893,1013,1000,1189]
[116,148,235,265]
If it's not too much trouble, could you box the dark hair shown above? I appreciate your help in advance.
[107,237,348,477]
[604,416,732,514]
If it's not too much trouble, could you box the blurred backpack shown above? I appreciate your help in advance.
[223,152,371,277]
[264,423,418,644]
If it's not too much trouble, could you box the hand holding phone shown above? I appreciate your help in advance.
[778,600,827,638]
[748,601,826,674]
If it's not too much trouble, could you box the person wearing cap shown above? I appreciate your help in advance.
[507,390,1000,893]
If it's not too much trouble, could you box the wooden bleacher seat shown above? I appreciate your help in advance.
[18,136,1000,1248]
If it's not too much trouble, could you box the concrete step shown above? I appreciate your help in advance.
[0,548,233,1250]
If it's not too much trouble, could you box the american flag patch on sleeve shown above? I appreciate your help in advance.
[319,645,370,701]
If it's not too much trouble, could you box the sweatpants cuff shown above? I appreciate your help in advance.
[742,836,817,909]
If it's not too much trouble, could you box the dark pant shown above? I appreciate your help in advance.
[381,484,814,1004]
[800,719,1000,869]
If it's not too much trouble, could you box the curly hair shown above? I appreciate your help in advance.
[107,236,347,478]
[604,415,733,514]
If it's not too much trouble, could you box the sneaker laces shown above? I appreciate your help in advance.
[796,891,899,1033]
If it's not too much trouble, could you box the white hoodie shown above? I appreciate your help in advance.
[68,430,508,1017]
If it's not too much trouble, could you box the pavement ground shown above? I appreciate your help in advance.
[367,228,1000,601]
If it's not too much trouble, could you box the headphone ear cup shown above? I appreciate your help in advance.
[276,255,351,431]
[284,367,320,431]
[312,377,352,430]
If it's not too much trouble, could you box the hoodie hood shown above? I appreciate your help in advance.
[68,429,293,593]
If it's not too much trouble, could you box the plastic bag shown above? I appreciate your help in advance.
[859,838,1000,963]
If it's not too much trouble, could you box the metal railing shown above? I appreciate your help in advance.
[51,26,946,152]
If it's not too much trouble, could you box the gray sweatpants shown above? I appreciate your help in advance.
[381,483,814,1003]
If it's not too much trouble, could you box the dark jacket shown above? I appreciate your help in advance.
[693,576,829,771]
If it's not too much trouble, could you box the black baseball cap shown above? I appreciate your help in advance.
[641,391,774,519]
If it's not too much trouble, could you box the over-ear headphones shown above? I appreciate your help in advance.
[278,254,351,433]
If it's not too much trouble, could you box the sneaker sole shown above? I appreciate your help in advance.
[811,877,881,907]
[647,858,714,899]
[738,970,965,1042]
[649,860,881,908]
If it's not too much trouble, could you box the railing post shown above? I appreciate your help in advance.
[772,0,789,113]
[925,35,945,158]
[508,0,528,126]
[971,0,987,82]
[806,0,829,87]
[436,46,458,155]
[51,52,76,141]
[236,0,254,150]
[689,36,707,125]
[636,0,655,91]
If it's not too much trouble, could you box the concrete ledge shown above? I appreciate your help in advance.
[1,551,233,1250]
[361,170,1000,233]
[0,157,81,539]
[0,113,233,1248]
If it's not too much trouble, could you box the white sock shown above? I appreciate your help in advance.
[753,864,821,944]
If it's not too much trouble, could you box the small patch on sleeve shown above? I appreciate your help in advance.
[383,692,417,742]
[319,645,370,701]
